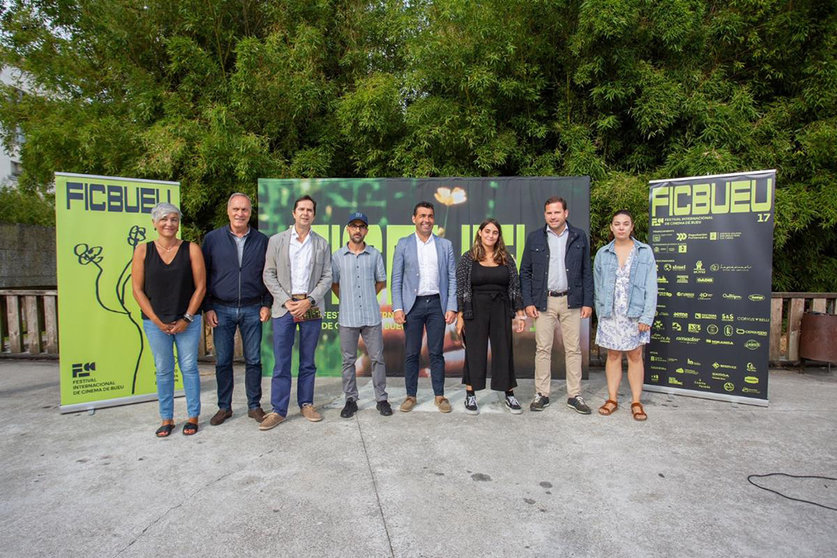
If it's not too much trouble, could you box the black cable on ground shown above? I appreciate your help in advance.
[747,473,837,511]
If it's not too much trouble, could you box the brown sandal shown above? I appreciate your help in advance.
[631,402,647,421]
[598,399,618,416]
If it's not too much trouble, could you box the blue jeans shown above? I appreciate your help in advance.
[403,295,446,396]
[143,317,202,420]
[213,304,263,411]
[271,312,321,417]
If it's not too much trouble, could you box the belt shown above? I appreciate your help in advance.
[215,297,263,307]
[291,294,308,301]
[548,290,568,297]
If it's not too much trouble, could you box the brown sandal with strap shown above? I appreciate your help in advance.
[598,399,618,416]
[631,402,647,421]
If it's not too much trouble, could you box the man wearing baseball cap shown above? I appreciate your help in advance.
[331,212,391,417]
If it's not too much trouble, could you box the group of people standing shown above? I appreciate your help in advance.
[131,192,657,438]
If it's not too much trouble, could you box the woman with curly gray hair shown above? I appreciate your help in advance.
[455,219,526,415]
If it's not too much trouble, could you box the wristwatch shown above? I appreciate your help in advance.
[307,297,316,307]
[183,313,194,323]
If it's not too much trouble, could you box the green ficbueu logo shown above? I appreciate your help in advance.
[651,178,773,217]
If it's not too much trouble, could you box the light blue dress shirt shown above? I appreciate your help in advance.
[332,244,387,327]
[547,225,569,292]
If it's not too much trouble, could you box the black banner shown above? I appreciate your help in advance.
[258,176,591,379]
[644,170,775,405]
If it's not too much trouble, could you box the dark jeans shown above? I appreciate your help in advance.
[270,312,321,417]
[213,304,264,411]
[403,294,446,396]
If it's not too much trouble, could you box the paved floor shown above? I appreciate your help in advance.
[0,360,834,557]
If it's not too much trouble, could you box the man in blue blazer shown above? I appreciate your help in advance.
[391,201,457,413]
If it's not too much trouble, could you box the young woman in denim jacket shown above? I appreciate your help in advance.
[593,210,657,421]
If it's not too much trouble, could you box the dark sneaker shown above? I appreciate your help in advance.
[464,394,479,415]
[504,394,523,415]
[376,400,393,416]
[567,395,592,415]
[530,394,550,411]
[340,398,358,418]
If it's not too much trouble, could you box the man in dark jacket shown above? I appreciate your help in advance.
[520,196,594,414]
[202,193,272,425]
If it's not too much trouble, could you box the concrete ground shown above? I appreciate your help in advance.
[0,360,834,558]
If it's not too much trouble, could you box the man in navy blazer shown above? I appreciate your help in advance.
[391,201,457,413]
[520,196,594,415]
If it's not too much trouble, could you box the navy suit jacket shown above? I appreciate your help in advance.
[391,233,457,315]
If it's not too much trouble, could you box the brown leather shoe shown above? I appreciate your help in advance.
[400,396,417,412]
[435,396,452,413]
[247,407,266,423]
[300,404,322,422]
[259,412,284,431]
[209,409,232,426]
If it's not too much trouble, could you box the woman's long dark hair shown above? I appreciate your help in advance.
[469,218,509,265]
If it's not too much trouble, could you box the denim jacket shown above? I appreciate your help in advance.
[593,238,657,326]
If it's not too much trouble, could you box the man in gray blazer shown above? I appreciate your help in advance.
[260,195,332,431]
[391,201,457,413]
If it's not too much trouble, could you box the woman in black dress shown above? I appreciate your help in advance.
[455,219,526,415]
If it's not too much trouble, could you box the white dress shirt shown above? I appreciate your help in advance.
[415,233,440,296]
[289,226,313,294]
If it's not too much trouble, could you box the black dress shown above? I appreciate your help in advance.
[462,261,517,392]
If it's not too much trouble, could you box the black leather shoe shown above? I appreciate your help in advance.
[340,398,358,418]
[376,400,393,416]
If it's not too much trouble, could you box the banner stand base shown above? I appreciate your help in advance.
[59,390,185,414]
[644,384,768,407]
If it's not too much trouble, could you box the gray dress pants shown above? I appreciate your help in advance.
[339,323,388,402]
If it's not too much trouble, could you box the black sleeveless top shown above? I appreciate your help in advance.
[142,241,194,322]
[471,260,509,293]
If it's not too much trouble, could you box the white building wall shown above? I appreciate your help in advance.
[0,66,29,187]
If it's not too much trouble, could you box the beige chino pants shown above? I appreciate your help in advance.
[533,295,582,398]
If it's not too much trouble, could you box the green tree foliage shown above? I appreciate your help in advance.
[0,186,53,225]
[1,0,835,289]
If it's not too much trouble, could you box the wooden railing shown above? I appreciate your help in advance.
[0,289,58,356]
[2,289,835,365]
